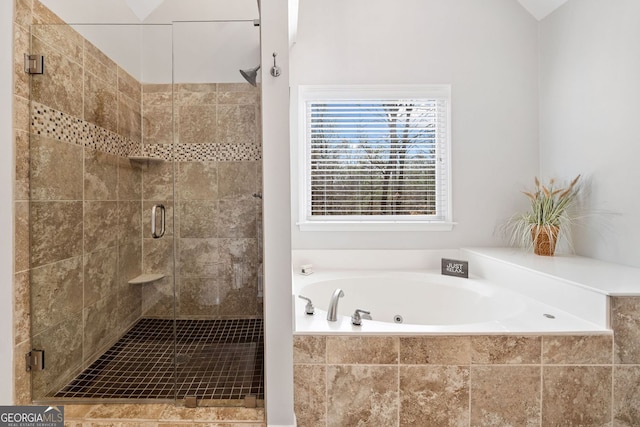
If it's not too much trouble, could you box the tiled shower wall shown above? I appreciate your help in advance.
[13,0,146,400]
[140,83,263,320]
[293,297,640,426]
[13,0,263,402]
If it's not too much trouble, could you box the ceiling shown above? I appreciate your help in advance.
[40,0,567,24]
[517,0,568,20]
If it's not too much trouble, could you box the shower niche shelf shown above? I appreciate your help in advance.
[128,156,164,169]
[128,273,165,285]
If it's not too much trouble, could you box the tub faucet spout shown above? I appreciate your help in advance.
[327,288,344,321]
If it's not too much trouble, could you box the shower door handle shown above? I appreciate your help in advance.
[151,204,165,238]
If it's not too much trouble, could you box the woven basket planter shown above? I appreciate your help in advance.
[531,225,559,256]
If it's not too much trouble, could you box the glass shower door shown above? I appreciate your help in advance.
[171,20,264,406]
[27,19,264,407]
[28,22,177,402]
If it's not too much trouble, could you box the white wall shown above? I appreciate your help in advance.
[1,0,15,405]
[290,0,540,249]
[261,1,295,425]
[539,0,640,267]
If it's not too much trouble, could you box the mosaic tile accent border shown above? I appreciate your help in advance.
[31,102,262,162]
[31,102,137,157]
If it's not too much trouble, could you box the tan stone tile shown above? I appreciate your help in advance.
[327,336,398,365]
[217,89,260,106]
[30,135,83,200]
[177,83,217,106]
[216,105,257,145]
[217,162,257,200]
[14,271,30,345]
[83,292,119,358]
[84,247,117,307]
[614,365,640,426]
[118,67,142,105]
[33,0,65,24]
[542,366,612,425]
[177,162,218,200]
[14,130,30,200]
[294,364,326,427]
[543,334,613,365]
[159,424,264,427]
[471,335,541,364]
[217,238,259,282]
[178,238,219,277]
[178,201,216,238]
[14,24,30,99]
[400,336,471,365]
[118,91,142,144]
[14,95,29,132]
[118,157,143,201]
[63,404,95,419]
[294,336,326,364]
[218,276,258,317]
[32,22,83,62]
[84,201,119,253]
[143,237,174,277]
[217,198,256,238]
[84,72,118,133]
[85,149,118,201]
[31,256,83,334]
[612,297,640,364]
[400,365,469,427]
[32,312,83,398]
[217,83,259,93]
[143,104,173,145]
[145,83,173,95]
[118,200,143,243]
[470,365,540,426]
[14,340,32,404]
[14,201,29,272]
[14,0,33,29]
[31,36,83,118]
[178,277,220,317]
[84,404,168,420]
[158,406,264,422]
[179,105,217,144]
[142,161,174,201]
[31,201,83,267]
[85,40,117,86]
[327,365,398,427]
[140,277,173,322]
[117,261,142,331]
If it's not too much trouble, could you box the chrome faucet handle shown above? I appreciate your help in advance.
[351,309,372,326]
[298,295,315,315]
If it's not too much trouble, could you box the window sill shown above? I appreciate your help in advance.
[297,221,456,232]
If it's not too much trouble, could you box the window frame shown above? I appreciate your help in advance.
[296,84,454,232]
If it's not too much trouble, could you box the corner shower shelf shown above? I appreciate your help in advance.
[128,273,165,285]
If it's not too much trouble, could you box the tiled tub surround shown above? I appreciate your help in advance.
[15,0,264,407]
[292,249,640,426]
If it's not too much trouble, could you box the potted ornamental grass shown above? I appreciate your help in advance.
[505,175,581,256]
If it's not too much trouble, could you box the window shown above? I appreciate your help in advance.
[297,85,452,231]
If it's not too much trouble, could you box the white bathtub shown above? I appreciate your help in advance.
[293,270,610,334]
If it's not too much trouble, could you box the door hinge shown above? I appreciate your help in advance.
[26,349,45,372]
[24,54,44,75]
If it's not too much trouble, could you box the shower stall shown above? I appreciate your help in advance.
[27,18,264,406]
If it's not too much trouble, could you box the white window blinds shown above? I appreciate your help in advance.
[302,86,451,224]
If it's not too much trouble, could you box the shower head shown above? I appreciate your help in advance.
[239,65,260,87]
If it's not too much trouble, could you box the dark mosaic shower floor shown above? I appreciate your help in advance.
[54,318,264,401]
